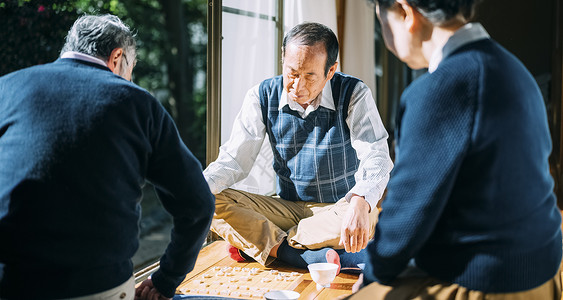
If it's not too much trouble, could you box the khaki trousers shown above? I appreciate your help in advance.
[347,266,562,300]
[211,189,379,266]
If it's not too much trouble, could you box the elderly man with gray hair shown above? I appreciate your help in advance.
[0,14,214,300]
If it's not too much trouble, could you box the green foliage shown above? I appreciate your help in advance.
[0,0,208,163]
[0,0,76,74]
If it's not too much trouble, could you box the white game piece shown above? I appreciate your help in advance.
[220,290,231,296]
[291,272,299,276]
[270,269,279,275]
[261,277,272,283]
[241,292,251,298]
[225,272,234,276]
[234,267,242,272]
[242,267,250,271]
[213,266,221,270]
[275,275,285,281]
[202,273,213,278]
[200,289,209,294]
[239,276,250,281]
[216,271,225,276]
[241,285,249,290]
[231,291,241,297]
[179,287,190,293]
[210,289,219,295]
[228,277,238,282]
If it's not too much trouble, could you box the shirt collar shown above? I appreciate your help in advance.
[428,22,490,73]
[60,51,108,68]
[279,79,336,112]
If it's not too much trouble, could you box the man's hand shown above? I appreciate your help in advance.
[135,278,171,300]
[339,195,371,253]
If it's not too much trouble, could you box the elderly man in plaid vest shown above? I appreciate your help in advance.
[204,22,393,271]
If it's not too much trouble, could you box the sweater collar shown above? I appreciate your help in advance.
[428,22,490,73]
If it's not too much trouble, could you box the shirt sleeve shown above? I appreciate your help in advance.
[344,82,394,210]
[144,101,215,298]
[362,73,475,285]
[203,84,267,194]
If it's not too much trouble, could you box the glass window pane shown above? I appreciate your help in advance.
[223,0,276,16]
[221,0,278,195]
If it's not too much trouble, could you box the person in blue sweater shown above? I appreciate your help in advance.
[349,0,563,299]
[0,15,215,300]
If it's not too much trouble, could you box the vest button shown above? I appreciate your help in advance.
[119,292,127,299]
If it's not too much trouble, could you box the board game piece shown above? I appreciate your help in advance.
[177,267,304,299]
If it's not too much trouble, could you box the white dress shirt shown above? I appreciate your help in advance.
[204,79,393,210]
[60,51,109,67]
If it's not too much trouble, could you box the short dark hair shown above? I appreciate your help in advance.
[374,0,480,25]
[282,22,339,77]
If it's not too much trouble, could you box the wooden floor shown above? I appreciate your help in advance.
[174,241,358,299]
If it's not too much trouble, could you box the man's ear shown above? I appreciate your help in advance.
[106,48,124,74]
[396,0,421,33]
[326,61,338,81]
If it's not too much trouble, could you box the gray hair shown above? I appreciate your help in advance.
[61,14,136,70]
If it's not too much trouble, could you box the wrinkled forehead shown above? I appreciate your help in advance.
[283,43,327,72]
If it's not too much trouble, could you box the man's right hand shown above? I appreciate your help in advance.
[339,195,371,253]
[135,278,171,300]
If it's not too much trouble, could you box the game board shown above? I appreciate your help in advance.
[176,266,304,299]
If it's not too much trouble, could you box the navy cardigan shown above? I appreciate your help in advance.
[363,39,562,292]
[0,58,214,298]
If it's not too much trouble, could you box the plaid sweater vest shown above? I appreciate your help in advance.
[259,72,360,202]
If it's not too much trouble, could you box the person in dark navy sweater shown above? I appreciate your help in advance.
[0,15,214,300]
[349,0,563,299]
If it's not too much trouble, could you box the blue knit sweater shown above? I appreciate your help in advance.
[0,58,214,298]
[363,39,562,292]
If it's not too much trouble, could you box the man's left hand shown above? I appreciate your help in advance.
[339,195,371,253]
[135,278,171,300]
